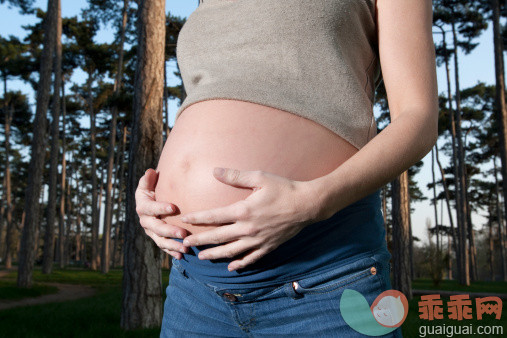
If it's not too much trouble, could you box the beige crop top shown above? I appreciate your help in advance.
[174,0,382,150]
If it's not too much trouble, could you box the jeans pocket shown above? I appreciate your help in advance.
[292,255,379,295]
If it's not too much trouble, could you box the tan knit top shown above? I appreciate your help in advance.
[175,0,382,150]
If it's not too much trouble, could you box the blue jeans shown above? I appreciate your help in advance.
[160,249,404,337]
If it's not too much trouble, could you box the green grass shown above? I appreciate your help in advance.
[0,287,161,337]
[0,267,172,337]
[0,279,59,300]
[412,278,507,294]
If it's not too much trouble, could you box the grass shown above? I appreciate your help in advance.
[0,267,171,337]
[0,279,59,300]
[0,269,505,337]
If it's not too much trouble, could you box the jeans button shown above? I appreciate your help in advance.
[223,292,237,302]
[370,266,377,275]
[292,281,299,291]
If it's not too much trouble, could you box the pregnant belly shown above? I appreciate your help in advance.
[155,99,358,235]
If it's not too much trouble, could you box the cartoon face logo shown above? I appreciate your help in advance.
[370,290,409,328]
[372,295,405,326]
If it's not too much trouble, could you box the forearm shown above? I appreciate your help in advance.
[308,110,438,220]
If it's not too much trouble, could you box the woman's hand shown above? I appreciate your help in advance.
[135,168,190,259]
[179,167,329,272]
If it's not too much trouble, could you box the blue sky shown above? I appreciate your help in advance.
[0,1,504,244]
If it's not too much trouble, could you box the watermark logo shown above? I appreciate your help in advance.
[340,289,409,336]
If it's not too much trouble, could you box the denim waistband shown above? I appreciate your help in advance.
[173,188,386,288]
[170,245,392,302]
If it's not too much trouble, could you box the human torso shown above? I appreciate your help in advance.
[154,0,386,286]
[155,0,380,234]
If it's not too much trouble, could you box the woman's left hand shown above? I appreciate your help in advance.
[180,167,330,272]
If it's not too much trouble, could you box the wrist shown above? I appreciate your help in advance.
[297,177,337,224]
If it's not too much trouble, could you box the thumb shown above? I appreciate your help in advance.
[213,167,262,189]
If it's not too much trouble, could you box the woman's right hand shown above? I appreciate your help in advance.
[135,168,189,259]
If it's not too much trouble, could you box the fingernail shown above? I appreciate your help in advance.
[228,266,234,272]
[183,239,191,246]
[214,167,225,177]
[180,216,188,222]
[145,168,150,175]
[166,206,173,213]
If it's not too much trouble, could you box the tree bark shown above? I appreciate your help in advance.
[113,125,127,267]
[491,0,507,282]
[89,73,99,271]
[121,0,166,329]
[3,99,13,269]
[451,18,470,286]
[17,0,58,288]
[493,157,506,280]
[391,171,413,300]
[41,0,62,275]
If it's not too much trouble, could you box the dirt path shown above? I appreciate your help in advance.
[0,282,97,311]
[0,268,14,278]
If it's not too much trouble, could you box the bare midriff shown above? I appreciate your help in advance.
[155,99,359,235]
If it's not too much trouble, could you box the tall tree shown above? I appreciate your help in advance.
[100,0,130,274]
[42,0,62,274]
[433,0,487,285]
[489,0,507,281]
[121,0,166,329]
[17,0,58,288]
[391,171,413,300]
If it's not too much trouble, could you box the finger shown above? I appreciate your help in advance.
[213,168,265,189]
[145,228,189,254]
[140,216,188,239]
[180,200,251,225]
[182,223,244,247]
[162,248,182,260]
[197,239,251,261]
[138,168,159,191]
[136,199,176,217]
[228,247,268,272]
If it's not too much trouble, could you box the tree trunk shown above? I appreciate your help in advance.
[89,74,99,271]
[101,0,129,274]
[488,202,495,281]
[3,101,13,269]
[0,176,5,263]
[491,0,507,282]
[58,81,66,269]
[121,0,166,329]
[76,181,82,262]
[435,142,459,277]
[41,0,62,275]
[440,27,462,280]
[451,19,470,286]
[431,148,439,253]
[17,0,58,288]
[493,157,506,280]
[391,171,413,300]
[113,125,127,267]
